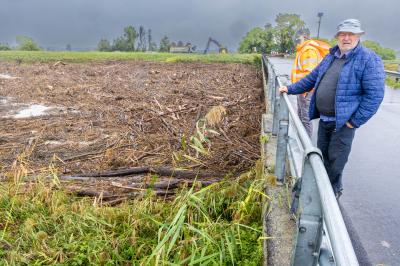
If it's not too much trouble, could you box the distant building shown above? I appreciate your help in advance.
[169,42,194,53]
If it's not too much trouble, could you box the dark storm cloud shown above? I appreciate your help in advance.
[0,0,398,51]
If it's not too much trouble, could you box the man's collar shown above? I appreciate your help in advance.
[335,49,350,59]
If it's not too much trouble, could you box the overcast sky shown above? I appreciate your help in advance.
[0,0,399,51]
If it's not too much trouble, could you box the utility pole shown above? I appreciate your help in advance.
[317,12,324,39]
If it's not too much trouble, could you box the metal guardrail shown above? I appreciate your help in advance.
[385,70,400,78]
[261,55,359,266]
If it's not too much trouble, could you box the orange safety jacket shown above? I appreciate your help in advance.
[291,39,331,96]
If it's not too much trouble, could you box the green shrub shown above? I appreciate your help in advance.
[16,36,41,51]
[0,43,11,51]
[363,40,396,60]
[386,77,400,89]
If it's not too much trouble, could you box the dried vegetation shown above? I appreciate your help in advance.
[0,60,264,202]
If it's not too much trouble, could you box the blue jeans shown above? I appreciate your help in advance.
[317,121,356,194]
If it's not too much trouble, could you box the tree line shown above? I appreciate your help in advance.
[97,25,197,53]
[99,26,202,54]
[97,25,157,52]
[0,14,397,60]
[0,29,190,54]
[238,13,396,60]
[0,36,41,51]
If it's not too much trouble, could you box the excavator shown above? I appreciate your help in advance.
[203,37,228,54]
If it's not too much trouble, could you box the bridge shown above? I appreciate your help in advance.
[262,56,400,265]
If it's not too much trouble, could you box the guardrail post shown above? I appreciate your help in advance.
[272,74,287,136]
[262,59,271,113]
[274,76,289,183]
[268,64,276,114]
[271,72,281,136]
[291,157,323,266]
[272,97,279,136]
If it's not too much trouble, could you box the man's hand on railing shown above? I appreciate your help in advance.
[279,86,288,93]
[346,121,354,128]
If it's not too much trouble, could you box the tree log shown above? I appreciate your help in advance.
[61,166,225,180]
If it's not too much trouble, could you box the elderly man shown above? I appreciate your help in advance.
[280,19,385,198]
[291,28,330,136]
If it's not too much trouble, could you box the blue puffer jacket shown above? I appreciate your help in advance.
[287,42,385,129]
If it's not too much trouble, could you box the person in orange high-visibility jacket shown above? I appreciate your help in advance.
[291,29,330,136]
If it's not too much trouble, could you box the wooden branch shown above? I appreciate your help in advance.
[159,117,177,136]
[150,179,217,189]
[119,179,219,190]
[111,181,146,191]
[135,145,165,161]
[60,166,225,180]
[101,190,176,206]
[63,141,133,162]
[144,106,196,122]
[74,189,113,198]
[232,151,254,162]
[102,197,128,206]
[61,167,150,179]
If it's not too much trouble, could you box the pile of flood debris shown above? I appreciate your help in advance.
[0,60,264,203]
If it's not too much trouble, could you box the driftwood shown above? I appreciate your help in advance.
[147,179,217,189]
[74,189,113,198]
[73,187,175,199]
[117,179,218,190]
[111,181,146,191]
[143,106,197,122]
[61,167,222,204]
[102,197,128,206]
[69,178,219,206]
[62,141,130,162]
[100,190,176,206]
[135,146,165,161]
[159,117,177,136]
[61,166,225,180]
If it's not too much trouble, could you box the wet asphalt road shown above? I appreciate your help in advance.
[341,86,400,266]
[269,57,400,265]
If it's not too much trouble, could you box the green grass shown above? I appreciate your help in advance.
[0,160,268,265]
[386,77,400,89]
[0,51,261,66]
[383,59,400,65]
[384,61,399,71]
[384,60,400,89]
